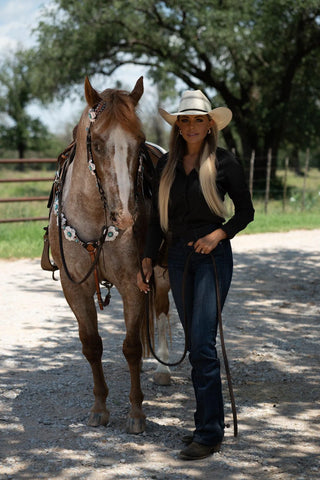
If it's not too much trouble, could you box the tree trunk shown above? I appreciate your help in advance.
[290,148,302,175]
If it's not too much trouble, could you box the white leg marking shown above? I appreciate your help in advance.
[155,312,171,375]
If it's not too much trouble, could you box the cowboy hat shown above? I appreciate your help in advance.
[159,90,232,130]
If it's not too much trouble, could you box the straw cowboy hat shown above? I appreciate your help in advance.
[159,90,232,130]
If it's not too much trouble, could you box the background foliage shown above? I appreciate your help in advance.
[26,0,320,178]
[0,0,319,184]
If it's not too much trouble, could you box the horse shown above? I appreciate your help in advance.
[46,76,171,434]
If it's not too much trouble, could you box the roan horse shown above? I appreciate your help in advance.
[44,77,171,434]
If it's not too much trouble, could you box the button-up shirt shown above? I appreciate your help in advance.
[144,147,254,260]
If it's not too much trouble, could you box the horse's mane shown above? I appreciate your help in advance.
[99,88,145,141]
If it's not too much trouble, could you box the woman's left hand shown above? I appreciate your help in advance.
[188,228,228,254]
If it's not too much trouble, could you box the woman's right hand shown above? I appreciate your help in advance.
[137,257,153,293]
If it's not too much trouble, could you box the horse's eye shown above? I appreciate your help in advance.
[93,141,104,154]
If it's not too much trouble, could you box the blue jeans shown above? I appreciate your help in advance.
[168,238,233,446]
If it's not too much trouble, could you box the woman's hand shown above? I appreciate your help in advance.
[137,257,153,293]
[188,228,228,254]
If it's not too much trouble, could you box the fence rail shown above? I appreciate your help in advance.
[0,152,318,223]
[0,158,56,164]
[0,196,49,203]
[0,178,53,183]
[0,158,56,224]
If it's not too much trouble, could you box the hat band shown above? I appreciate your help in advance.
[179,108,209,113]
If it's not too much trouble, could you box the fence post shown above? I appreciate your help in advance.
[302,148,310,211]
[282,156,289,212]
[264,149,272,214]
[249,150,255,199]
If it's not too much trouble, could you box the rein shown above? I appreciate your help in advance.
[144,272,188,368]
[210,251,238,437]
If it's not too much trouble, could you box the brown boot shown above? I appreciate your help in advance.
[181,434,193,445]
[179,441,221,460]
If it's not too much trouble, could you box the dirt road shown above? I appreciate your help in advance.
[0,230,319,480]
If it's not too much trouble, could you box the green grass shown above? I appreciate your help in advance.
[0,168,53,258]
[0,222,47,259]
[0,167,319,258]
[0,168,54,223]
[244,209,320,234]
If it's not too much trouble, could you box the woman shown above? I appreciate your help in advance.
[137,90,254,460]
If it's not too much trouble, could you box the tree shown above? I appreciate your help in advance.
[280,49,320,172]
[0,53,52,163]
[28,0,320,182]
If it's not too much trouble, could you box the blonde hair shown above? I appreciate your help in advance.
[158,120,227,232]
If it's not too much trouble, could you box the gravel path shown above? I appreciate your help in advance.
[0,229,319,480]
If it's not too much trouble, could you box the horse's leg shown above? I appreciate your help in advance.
[120,290,146,434]
[60,275,110,427]
[153,266,171,386]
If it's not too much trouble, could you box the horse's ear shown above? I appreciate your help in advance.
[84,76,102,107]
[130,76,144,106]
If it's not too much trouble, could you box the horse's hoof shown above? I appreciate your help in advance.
[126,416,146,434]
[87,411,109,427]
[154,371,171,386]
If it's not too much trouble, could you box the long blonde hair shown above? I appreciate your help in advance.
[158,121,227,232]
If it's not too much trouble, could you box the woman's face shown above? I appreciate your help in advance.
[177,115,213,147]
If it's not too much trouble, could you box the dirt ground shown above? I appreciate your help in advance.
[0,229,319,480]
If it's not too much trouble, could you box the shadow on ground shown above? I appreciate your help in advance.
[0,247,319,479]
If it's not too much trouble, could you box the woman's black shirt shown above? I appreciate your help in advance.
[144,147,254,260]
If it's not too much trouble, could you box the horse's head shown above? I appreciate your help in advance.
[82,76,145,230]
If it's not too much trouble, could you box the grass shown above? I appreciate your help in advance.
[244,207,320,234]
[0,168,54,259]
[0,167,319,259]
[0,222,47,259]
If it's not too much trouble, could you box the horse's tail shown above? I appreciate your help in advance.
[140,287,155,358]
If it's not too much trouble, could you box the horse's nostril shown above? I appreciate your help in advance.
[110,212,117,222]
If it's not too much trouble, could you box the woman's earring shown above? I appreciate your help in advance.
[179,129,182,135]
[207,128,212,135]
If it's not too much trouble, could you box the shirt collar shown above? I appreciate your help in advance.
[176,160,198,176]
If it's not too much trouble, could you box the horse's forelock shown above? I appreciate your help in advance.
[99,89,145,141]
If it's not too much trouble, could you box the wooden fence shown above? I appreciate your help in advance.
[0,158,56,224]
[248,148,312,214]
[0,150,316,223]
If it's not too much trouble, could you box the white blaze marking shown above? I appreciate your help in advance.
[109,126,134,216]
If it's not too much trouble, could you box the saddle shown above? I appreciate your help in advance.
[41,137,77,273]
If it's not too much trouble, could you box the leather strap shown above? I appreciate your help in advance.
[40,226,58,273]
[211,252,238,437]
[86,244,112,310]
